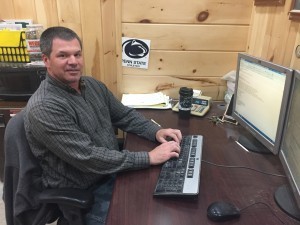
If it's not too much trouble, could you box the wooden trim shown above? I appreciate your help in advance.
[115,0,123,99]
[254,0,285,6]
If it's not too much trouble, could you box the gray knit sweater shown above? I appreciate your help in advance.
[24,74,160,189]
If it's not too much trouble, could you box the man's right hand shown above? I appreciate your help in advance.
[148,141,181,165]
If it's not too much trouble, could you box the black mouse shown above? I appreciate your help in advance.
[207,201,240,222]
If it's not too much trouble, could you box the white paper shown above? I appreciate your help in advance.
[121,92,171,109]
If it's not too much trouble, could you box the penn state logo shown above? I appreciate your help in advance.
[122,39,149,59]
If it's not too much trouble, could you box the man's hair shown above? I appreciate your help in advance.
[40,26,82,57]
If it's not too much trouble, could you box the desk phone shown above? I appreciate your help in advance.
[172,95,212,117]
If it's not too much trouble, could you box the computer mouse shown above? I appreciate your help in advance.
[207,201,240,222]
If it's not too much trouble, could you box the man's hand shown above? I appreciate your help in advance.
[148,141,181,165]
[156,128,182,144]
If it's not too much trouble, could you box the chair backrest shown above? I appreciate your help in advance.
[3,110,57,225]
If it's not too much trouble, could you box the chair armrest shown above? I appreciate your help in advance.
[38,188,94,209]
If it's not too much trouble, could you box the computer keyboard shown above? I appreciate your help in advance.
[153,135,203,197]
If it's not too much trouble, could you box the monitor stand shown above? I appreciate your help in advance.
[274,185,300,221]
[237,133,271,154]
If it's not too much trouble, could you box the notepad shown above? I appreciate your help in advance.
[121,92,171,109]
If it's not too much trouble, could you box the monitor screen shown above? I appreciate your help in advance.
[232,53,293,155]
[275,70,300,220]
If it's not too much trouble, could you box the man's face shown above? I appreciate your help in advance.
[43,38,83,90]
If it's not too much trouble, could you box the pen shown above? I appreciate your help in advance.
[151,119,161,127]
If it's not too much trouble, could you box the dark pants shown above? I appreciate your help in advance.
[85,175,116,225]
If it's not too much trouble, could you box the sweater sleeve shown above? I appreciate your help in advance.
[96,81,161,142]
[25,100,151,175]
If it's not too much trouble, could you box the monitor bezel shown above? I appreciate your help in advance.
[279,70,300,210]
[232,53,293,155]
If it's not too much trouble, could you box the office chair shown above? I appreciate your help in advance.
[3,110,94,225]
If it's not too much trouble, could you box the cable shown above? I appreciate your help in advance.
[240,201,286,224]
[202,159,286,178]
[202,160,288,223]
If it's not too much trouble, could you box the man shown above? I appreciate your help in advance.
[24,26,182,224]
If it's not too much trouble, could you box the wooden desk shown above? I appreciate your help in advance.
[106,104,300,225]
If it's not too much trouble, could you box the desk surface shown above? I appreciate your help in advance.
[106,104,300,225]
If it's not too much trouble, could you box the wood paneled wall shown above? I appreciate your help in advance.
[120,0,253,100]
[248,0,300,69]
[4,0,300,101]
[0,0,253,101]
[0,0,119,95]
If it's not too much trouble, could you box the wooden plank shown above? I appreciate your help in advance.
[123,51,238,77]
[56,0,80,24]
[35,0,59,28]
[0,0,15,18]
[246,6,269,57]
[11,0,36,21]
[122,0,253,25]
[101,0,118,94]
[283,21,300,67]
[122,23,249,51]
[268,4,293,64]
[115,0,123,99]
[290,23,300,69]
[79,0,104,82]
[56,0,81,35]
[121,75,226,101]
[275,1,299,66]
[248,2,299,67]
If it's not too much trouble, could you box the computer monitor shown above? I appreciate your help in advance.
[275,70,300,220]
[232,53,293,155]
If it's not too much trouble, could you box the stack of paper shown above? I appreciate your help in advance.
[121,92,171,109]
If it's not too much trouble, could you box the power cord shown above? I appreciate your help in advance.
[202,159,286,178]
[240,201,286,224]
[202,160,289,224]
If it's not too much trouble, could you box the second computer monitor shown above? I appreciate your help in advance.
[232,53,293,155]
[275,70,300,220]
